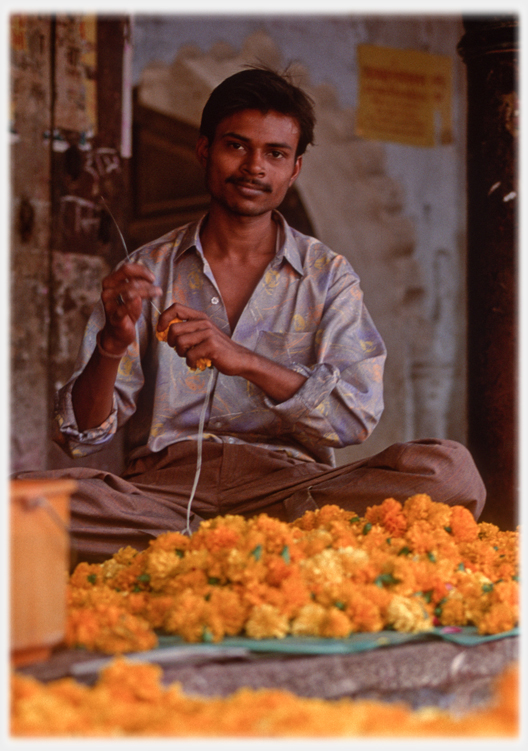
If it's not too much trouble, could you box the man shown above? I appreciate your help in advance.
[47,67,484,563]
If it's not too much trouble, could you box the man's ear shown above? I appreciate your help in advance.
[289,155,303,187]
[196,135,210,167]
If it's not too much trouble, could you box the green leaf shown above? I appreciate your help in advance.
[362,522,372,535]
[281,546,291,564]
[137,573,151,583]
[87,574,97,585]
[482,582,494,593]
[375,573,400,588]
[175,549,185,558]
[427,551,436,563]
[397,546,411,557]
[208,577,220,585]
[251,544,262,561]
[202,627,214,643]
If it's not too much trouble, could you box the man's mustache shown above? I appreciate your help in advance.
[226,176,273,193]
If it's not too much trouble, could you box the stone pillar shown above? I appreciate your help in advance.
[10,16,53,472]
[457,17,519,529]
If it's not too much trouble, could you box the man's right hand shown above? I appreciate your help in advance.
[72,261,161,430]
[99,262,162,355]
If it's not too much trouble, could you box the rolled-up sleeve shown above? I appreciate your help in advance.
[53,300,146,458]
[261,264,386,450]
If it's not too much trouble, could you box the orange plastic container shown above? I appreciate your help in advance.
[10,478,76,666]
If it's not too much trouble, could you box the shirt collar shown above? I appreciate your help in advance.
[173,211,305,277]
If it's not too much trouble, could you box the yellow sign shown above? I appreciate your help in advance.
[355,45,453,147]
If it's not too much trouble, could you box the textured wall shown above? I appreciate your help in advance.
[11,16,128,473]
[11,16,53,471]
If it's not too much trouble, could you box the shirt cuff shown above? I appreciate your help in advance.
[53,380,118,457]
[262,362,339,421]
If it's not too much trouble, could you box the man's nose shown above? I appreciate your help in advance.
[242,149,265,175]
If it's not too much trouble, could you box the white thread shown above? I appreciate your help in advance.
[101,196,207,534]
[183,366,216,536]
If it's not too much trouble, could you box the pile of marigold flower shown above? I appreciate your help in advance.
[11,657,519,737]
[65,494,519,654]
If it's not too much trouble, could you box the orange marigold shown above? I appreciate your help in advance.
[365,498,407,536]
[450,505,479,543]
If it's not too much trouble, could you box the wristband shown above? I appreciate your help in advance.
[96,330,127,360]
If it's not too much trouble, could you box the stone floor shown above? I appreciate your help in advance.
[17,634,519,714]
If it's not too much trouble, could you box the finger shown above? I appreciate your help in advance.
[103,279,162,308]
[166,321,212,351]
[102,262,157,291]
[157,303,207,331]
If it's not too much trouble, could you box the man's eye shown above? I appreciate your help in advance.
[270,151,285,159]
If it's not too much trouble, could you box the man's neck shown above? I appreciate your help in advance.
[200,204,278,261]
[198,205,280,331]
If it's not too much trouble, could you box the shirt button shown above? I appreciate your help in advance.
[211,296,219,305]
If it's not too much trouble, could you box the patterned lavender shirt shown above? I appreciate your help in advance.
[55,213,386,467]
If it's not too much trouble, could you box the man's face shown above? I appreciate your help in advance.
[196,109,302,218]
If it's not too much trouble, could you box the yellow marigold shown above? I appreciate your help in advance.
[438,592,468,627]
[149,530,190,554]
[245,604,289,639]
[403,494,437,525]
[475,602,518,635]
[164,590,225,643]
[315,504,356,528]
[329,528,359,550]
[386,595,433,633]
[297,528,334,556]
[423,500,453,530]
[473,580,519,635]
[64,499,519,647]
[339,546,370,575]
[249,514,296,555]
[291,602,327,636]
[404,520,443,556]
[300,548,346,589]
[66,604,157,653]
[223,548,267,584]
[144,548,184,590]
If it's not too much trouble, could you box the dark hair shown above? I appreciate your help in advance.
[199,66,316,157]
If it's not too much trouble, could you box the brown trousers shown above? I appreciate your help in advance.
[18,438,486,563]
